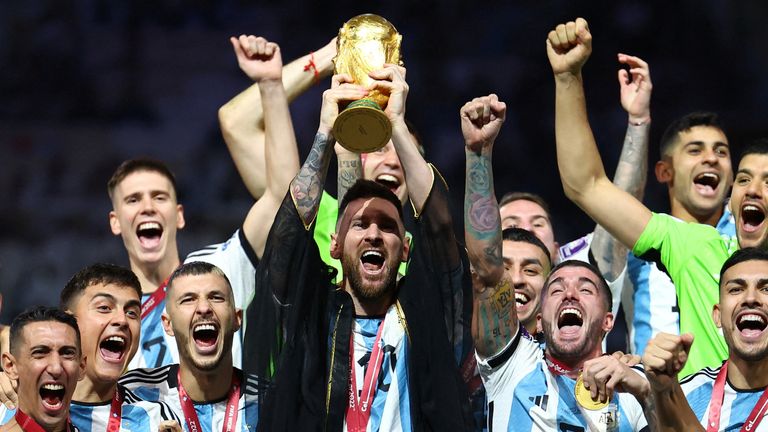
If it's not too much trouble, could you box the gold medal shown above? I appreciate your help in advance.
[574,374,609,410]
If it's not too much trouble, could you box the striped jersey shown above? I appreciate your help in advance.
[624,207,735,355]
[345,311,410,432]
[119,364,260,432]
[478,325,648,431]
[681,364,768,431]
[70,385,180,432]
[128,230,258,370]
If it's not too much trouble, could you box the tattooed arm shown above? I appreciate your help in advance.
[590,53,652,282]
[460,95,513,359]
[335,145,362,208]
[291,74,368,227]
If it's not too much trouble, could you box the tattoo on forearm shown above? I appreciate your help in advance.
[464,152,502,265]
[337,158,362,207]
[473,276,516,357]
[614,122,649,199]
[291,132,334,225]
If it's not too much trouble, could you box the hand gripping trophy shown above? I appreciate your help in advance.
[332,14,403,153]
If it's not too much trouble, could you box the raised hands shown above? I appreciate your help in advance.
[230,35,283,83]
[581,352,650,404]
[546,17,592,77]
[618,53,652,124]
[368,64,409,124]
[642,332,694,393]
[460,94,507,154]
[319,74,367,134]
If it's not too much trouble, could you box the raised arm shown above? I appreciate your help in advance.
[642,332,702,432]
[228,37,299,259]
[547,18,652,250]
[291,74,367,227]
[461,94,515,359]
[368,65,433,214]
[590,53,652,281]
[219,37,336,198]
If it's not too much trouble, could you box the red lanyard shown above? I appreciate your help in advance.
[15,410,72,432]
[177,370,241,432]
[707,361,768,432]
[545,353,577,376]
[107,387,123,432]
[141,278,169,319]
[346,320,386,432]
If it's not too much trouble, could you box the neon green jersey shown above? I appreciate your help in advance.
[633,213,739,378]
[313,191,409,283]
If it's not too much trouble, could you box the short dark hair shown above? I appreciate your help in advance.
[719,247,768,287]
[107,158,179,201]
[739,138,768,161]
[659,112,726,159]
[501,228,552,269]
[167,261,232,297]
[498,192,554,224]
[338,180,404,228]
[9,306,81,356]
[60,263,141,310]
[542,260,612,310]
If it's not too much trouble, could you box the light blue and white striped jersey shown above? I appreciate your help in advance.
[70,386,180,432]
[624,207,735,354]
[0,405,14,425]
[478,326,648,431]
[127,230,258,370]
[681,364,768,431]
[119,364,260,432]
[344,307,410,432]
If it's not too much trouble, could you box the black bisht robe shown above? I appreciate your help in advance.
[245,166,474,431]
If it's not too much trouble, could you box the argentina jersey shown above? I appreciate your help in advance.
[477,325,648,431]
[0,405,14,426]
[128,230,258,371]
[70,386,180,432]
[344,307,410,432]
[624,207,735,355]
[119,364,260,432]
[681,364,768,431]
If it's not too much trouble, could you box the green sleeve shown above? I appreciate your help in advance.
[313,191,343,282]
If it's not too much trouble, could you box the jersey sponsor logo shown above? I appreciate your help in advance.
[528,394,549,411]
[559,237,589,259]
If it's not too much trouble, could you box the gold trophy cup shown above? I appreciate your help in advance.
[332,14,402,153]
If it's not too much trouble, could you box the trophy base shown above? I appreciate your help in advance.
[333,99,392,153]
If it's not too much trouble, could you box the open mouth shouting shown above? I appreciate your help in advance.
[136,221,163,250]
[557,306,584,339]
[39,382,66,413]
[99,335,127,363]
[374,174,402,196]
[693,172,721,197]
[360,250,386,276]
[735,311,768,340]
[740,203,766,236]
[192,322,220,354]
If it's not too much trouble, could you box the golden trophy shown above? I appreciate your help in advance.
[332,14,402,153]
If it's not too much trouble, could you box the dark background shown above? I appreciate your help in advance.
[2,0,768,321]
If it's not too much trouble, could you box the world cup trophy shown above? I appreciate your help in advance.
[332,14,402,153]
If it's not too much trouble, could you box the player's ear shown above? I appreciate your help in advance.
[161,312,174,337]
[713,303,722,328]
[234,308,243,332]
[655,160,672,184]
[330,233,342,260]
[536,314,543,335]
[2,352,18,381]
[176,204,186,230]
[109,210,122,235]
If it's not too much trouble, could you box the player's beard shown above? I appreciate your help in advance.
[543,314,604,364]
[342,253,399,304]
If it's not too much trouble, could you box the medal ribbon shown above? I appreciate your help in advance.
[177,370,241,432]
[141,278,170,319]
[15,409,73,432]
[706,361,768,432]
[544,353,578,376]
[346,320,386,432]
[107,387,124,432]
